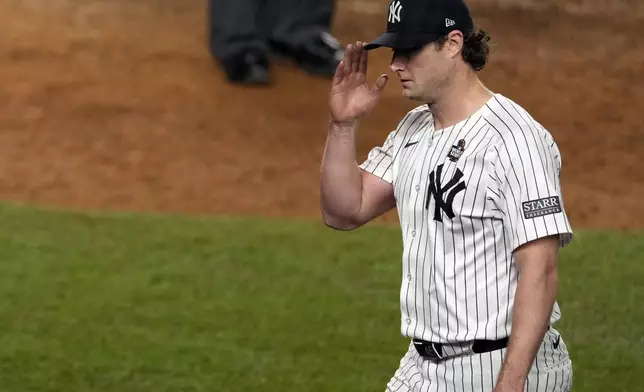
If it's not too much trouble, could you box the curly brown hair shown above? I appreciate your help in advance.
[436,28,491,71]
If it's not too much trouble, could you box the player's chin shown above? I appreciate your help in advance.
[402,89,423,101]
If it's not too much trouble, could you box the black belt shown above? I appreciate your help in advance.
[413,337,509,361]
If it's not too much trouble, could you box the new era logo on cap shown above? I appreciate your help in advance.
[389,0,402,23]
[445,18,455,27]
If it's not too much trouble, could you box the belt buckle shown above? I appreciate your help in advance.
[413,340,443,360]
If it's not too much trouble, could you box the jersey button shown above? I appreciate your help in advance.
[407,274,412,281]
[411,230,416,237]
[406,318,412,325]
[415,185,420,192]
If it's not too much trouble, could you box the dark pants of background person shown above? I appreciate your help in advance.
[208,0,336,64]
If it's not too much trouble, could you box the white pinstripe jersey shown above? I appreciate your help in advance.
[359,93,573,344]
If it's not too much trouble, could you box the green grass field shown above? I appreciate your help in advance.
[0,203,641,391]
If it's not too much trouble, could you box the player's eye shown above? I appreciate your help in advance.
[392,47,422,61]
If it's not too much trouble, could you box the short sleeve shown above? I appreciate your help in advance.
[358,130,397,184]
[493,131,573,251]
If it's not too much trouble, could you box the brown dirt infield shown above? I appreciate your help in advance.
[0,0,642,229]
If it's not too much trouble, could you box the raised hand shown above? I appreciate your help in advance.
[329,42,389,125]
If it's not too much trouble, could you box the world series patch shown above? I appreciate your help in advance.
[522,196,562,219]
[447,139,466,162]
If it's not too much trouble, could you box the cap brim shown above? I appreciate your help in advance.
[363,33,397,50]
[364,32,444,51]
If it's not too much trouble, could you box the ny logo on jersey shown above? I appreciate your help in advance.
[426,164,466,222]
[388,1,402,24]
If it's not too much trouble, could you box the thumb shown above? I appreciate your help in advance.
[372,74,389,94]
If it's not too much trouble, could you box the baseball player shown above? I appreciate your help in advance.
[319,0,574,391]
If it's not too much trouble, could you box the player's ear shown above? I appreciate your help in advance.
[445,30,464,59]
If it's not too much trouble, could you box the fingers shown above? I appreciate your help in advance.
[371,74,389,94]
[351,42,362,74]
[332,61,345,87]
[343,44,353,75]
[358,42,368,75]
[337,41,372,85]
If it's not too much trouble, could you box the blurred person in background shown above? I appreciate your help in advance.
[208,0,343,85]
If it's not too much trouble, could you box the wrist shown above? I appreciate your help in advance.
[329,118,359,132]
[497,368,527,388]
[495,344,530,390]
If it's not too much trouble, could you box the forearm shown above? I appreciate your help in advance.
[320,120,363,228]
[496,264,558,388]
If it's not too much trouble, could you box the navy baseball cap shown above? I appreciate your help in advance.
[364,0,475,51]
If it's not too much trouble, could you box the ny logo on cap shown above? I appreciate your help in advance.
[388,0,402,24]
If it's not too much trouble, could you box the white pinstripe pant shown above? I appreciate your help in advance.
[386,327,573,392]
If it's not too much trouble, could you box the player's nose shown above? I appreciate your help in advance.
[390,55,406,73]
